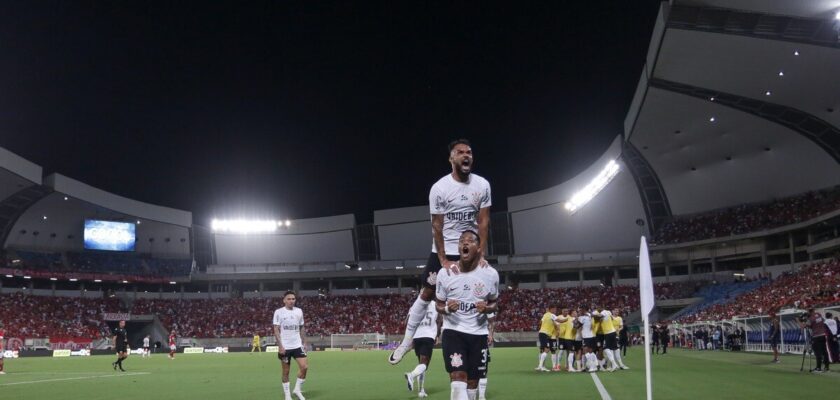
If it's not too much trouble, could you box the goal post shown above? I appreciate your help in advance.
[329,333,386,350]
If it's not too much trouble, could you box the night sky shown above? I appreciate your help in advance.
[1,1,662,225]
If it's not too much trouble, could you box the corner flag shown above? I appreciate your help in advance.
[639,235,654,400]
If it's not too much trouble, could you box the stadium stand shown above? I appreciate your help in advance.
[0,292,122,340]
[677,259,840,323]
[654,186,840,244]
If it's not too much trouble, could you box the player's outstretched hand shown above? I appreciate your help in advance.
[475,301,488,313]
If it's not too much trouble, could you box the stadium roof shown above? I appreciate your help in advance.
[621,0,840,230]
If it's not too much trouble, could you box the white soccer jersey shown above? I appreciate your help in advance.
[435,263,499,335]
[414,301,439,340]
[143,337,150,347]
[578,314,594,339]
[599,310,616,334]
[273,307,305,349]
[429,173,491,255]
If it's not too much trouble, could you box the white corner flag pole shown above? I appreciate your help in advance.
[639,236,654,400]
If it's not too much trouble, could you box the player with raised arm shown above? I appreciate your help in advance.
[274,291,308,400]
[389,139,492,365]
[436,230,499,400]
[168,330,177,359]
[142,335,150,358]
[111,320,129,372]
[404,302,442,398]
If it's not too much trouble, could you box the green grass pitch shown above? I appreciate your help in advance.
[0,347,836,399]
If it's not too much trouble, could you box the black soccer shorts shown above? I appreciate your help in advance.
[442,329,489,381]
[538,333,557,352]
[604,332,619,350]
[413,337,435,360]
[279,347,307,364]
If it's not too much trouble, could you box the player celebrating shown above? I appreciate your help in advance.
[111,320,129,372]
[535,304,558,372]
[0,321,6,375]
[578,311,598,372]
[595,309,619,371]
[556,309,577,372]
[612,309,628,369]
[436,230,499,400]
[142,335,151,358]
[389,139,492,365]
[404,301,442,398]
[168,330,177,359]
[273,291,308,400]
[252,333,262,353]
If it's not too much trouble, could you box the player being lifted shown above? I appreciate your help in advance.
[436,230,499,400]
[168,330,177,359]
[389,139,492,365]
[111,320,129,372]
[578,311,599,372]
[142,334,151,358]
[404,301,442,398]
[273,291,308,400]
[535,304,559,372]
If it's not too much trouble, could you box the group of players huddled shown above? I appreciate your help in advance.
[536,306,629,373]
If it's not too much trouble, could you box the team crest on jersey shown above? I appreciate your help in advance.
[471,192,482,207]
[473,282,486,297]
[427,272,438,286]
[450,352,464,368]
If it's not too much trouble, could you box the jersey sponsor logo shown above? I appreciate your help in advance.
[282,325,300,331]
[473,282,486,297]
[457,302,477,312]
[427,271,438,286]
[445,211,476,222]
[450,352,464,368]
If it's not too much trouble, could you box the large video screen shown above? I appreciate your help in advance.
[84,220,136,251]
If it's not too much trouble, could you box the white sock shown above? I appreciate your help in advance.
[557,349,566,367]
[283,382,291,396]
[551,353,558,368]
[451,381,468,400]
[605,349,616,368]
[401,295,431,347]
[614,349,625,366]
[478,378,487,399]
[568,353,576,370]
[294,378,305,392]
[418,372,425,390]
[409,363,427,378]
[467,389,478,400]
[538,352,547,368]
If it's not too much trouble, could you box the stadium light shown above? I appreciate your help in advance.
[836,10,840,20]
[4,274,12,278]
[69,278,78,282]
[169,281,177,285]
[285,219,291,227]
[50,277,57,281]
[564,160,621,214]
[94,279,102,282]
[212,219,278,234]
[23,276,31,279]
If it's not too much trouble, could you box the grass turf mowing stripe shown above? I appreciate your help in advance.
[0,372,150,386]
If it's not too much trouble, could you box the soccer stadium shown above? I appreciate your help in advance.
[2,1,840,399]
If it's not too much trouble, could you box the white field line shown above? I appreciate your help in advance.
[590,372,613,400]
[0,372,150,386]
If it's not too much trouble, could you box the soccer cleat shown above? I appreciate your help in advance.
[607,366,617,372]
[537,367,550,372]
[552,365,560,372]
[0,371,6,375]
[112,362,117,370]
[293,390,306,400]
[418,390,428,398]
[620,365,629,370]
[285,396,293,400]
[389,344,410,365]
[405,373,415,391]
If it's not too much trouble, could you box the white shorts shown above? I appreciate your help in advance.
[170,345,176,351]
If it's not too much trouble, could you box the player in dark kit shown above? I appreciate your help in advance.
[112,320,129,372]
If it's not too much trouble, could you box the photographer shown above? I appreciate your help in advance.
[800,309,831,372]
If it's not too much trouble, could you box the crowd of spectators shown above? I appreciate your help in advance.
[0,280,715,340]
[3,250,191,280]
[654,186,840,244]
[0,292,121,340]
[677,259,840,323]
